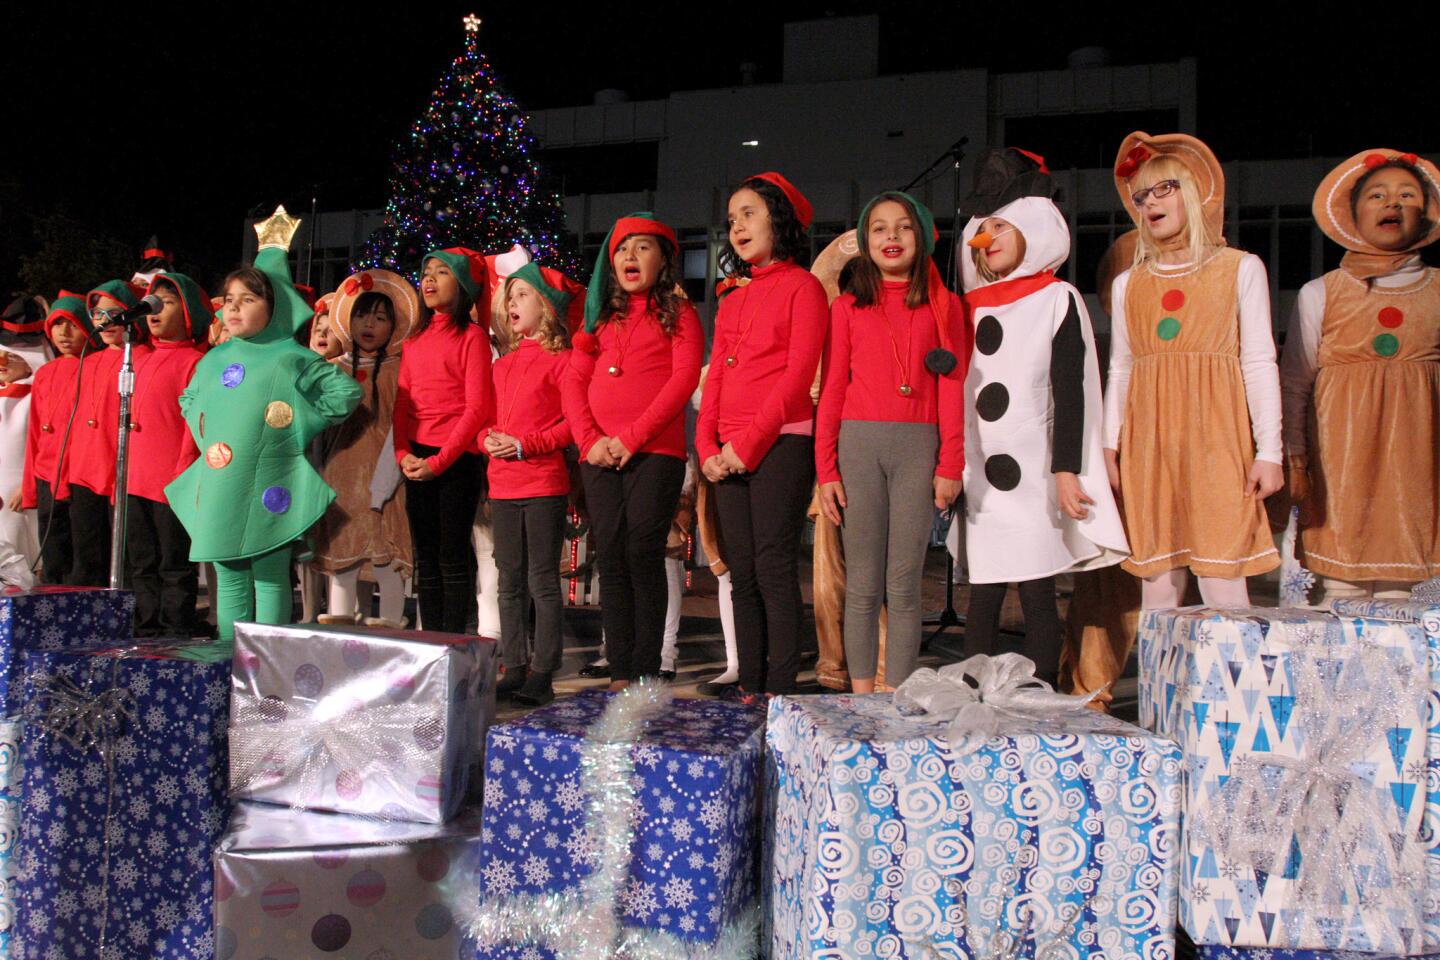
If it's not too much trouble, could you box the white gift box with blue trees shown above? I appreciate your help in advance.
[1137,606,1439,955]
[765,689,1183,960]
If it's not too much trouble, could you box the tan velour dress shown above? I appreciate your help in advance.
[1298,268,1440,581]
[1118,248,1278,579]
[311,355,412,578]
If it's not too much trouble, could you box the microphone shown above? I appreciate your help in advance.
[94,294,165,330]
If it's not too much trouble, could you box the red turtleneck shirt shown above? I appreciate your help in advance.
[125,339,204,503]
[696,260,828,468]
[67,344,153,498]
[21,354,81,508]
[481,338,573,499]
[562,293,702,461]
[392,316,494,476]
[815,281,970,485]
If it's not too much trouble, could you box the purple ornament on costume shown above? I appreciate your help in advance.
[221,362,246,388]
[261,485,291,514]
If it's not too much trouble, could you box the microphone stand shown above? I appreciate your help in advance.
[108,324,137,590]
[918,137,968,645]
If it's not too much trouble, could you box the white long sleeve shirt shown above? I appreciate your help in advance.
[1103,253,1284,464]
[1279,257,1426,458]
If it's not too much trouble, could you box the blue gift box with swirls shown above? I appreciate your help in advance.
[10,646,229,960]
[765,693,1183,960]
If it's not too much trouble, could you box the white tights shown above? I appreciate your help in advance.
[1141,569,1250,610]
[328,564,407,623]
[1321,577,1414,603]
[472,515,502,640]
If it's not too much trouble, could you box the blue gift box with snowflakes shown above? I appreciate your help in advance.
[472,687,766,959]
[10,644,230,960]
[0,588,134,714]
[765,692,1184,960]
[1199,946,1440,960]
[1137,606,1440,955]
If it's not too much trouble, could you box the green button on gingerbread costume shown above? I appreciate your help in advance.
[166,207,362,650]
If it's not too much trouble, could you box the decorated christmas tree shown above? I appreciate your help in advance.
[359,13,580,275]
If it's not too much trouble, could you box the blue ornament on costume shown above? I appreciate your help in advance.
[262,486,291,514]
[222,363,246,388]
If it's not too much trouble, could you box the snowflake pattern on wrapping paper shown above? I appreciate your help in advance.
[12,648,228,960]
[478,690,765,954]
[765,693,1184,960]
[0,589,134,716]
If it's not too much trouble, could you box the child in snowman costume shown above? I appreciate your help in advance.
[958,147,1128,681]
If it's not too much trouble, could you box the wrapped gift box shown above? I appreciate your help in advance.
[0,588,134,713]
[475,688,766,958]
[213,800,482,960]
[12,644,229,960]
[1136,606,1437,954]
[229,623,497,824]
[1200,947,1440,960]
[0,720,19,958]
[765,692,1183,960]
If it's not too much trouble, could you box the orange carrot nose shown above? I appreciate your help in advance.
[968,232,993,250]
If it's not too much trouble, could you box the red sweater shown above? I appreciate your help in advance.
[68,345,153,497]
[561,294,702,461]
[696,261,828,468]
[125,339,204,503]
[815,282,971,485]
[480,338,572,499]
[21,355,81,507]
[393,317,494,476]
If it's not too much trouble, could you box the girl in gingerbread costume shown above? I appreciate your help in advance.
[1281,150,1440,599]
[1104,132,1285,609]
[311,269,419,626]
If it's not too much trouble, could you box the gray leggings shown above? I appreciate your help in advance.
[837,420,939,684]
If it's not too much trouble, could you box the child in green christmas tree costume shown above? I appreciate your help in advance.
[166,207,362,654]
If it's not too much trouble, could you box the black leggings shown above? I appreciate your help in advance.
[491,495,567,675]
[126,495,198,637]
[713,435,815,695]
[34,479,72,586]
[965,577,1062,682]
[68,483,112,587]
[404,445,482,634]
[582,453,686,682]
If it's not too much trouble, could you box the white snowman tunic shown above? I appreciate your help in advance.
[959,196,1128,583]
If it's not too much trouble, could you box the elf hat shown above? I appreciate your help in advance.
[747,172,814,229]
[145,272,213,346]
[1313,149,1440,255]
[506,261,574,320]
[2,295,47,335]
[856,190,959,375]
[423,247,487,305]
[1113,131,1225,244]
[248,205,314,343]
[962,147,1061,218]
[576,212,678,352]
[86,279,142,315]
[44,290,88,343]
[332,269,420,350]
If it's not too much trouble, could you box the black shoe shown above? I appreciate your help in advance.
[696,679,737,697]
[718,684,763,706]
[658,670,677,682]
[512,672,554,707]
[496,665,528,697]
[578,660,610,679]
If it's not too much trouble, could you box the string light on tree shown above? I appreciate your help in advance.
[358,13,580,277]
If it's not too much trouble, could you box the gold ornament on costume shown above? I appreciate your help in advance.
[253,205,302,252]
[205,442,233,469]
[264,401,294,429]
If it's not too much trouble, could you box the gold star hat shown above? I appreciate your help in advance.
[248,205,313,343]
[330,269,420,351]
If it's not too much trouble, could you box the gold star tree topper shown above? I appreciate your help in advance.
[254,205,302,251]
[463,13,482,33]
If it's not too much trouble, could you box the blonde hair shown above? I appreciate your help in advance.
[1130,155,1213,269]
[970,218,1026,283]
[500,276,570,354]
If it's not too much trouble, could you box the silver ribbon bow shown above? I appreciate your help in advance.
[893,653,1100,755]
[1196,634,1426,947]
[30,673,137,768]
[229,701,440,813]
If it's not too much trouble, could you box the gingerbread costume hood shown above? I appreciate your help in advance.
[1113,131,1226,245]
[1313,148,1440,280]
[331,269,420,352]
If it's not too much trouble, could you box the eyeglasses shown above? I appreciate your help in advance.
[1130,179,1181,208]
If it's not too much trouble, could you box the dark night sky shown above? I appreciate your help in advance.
[3,1,1435,291]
